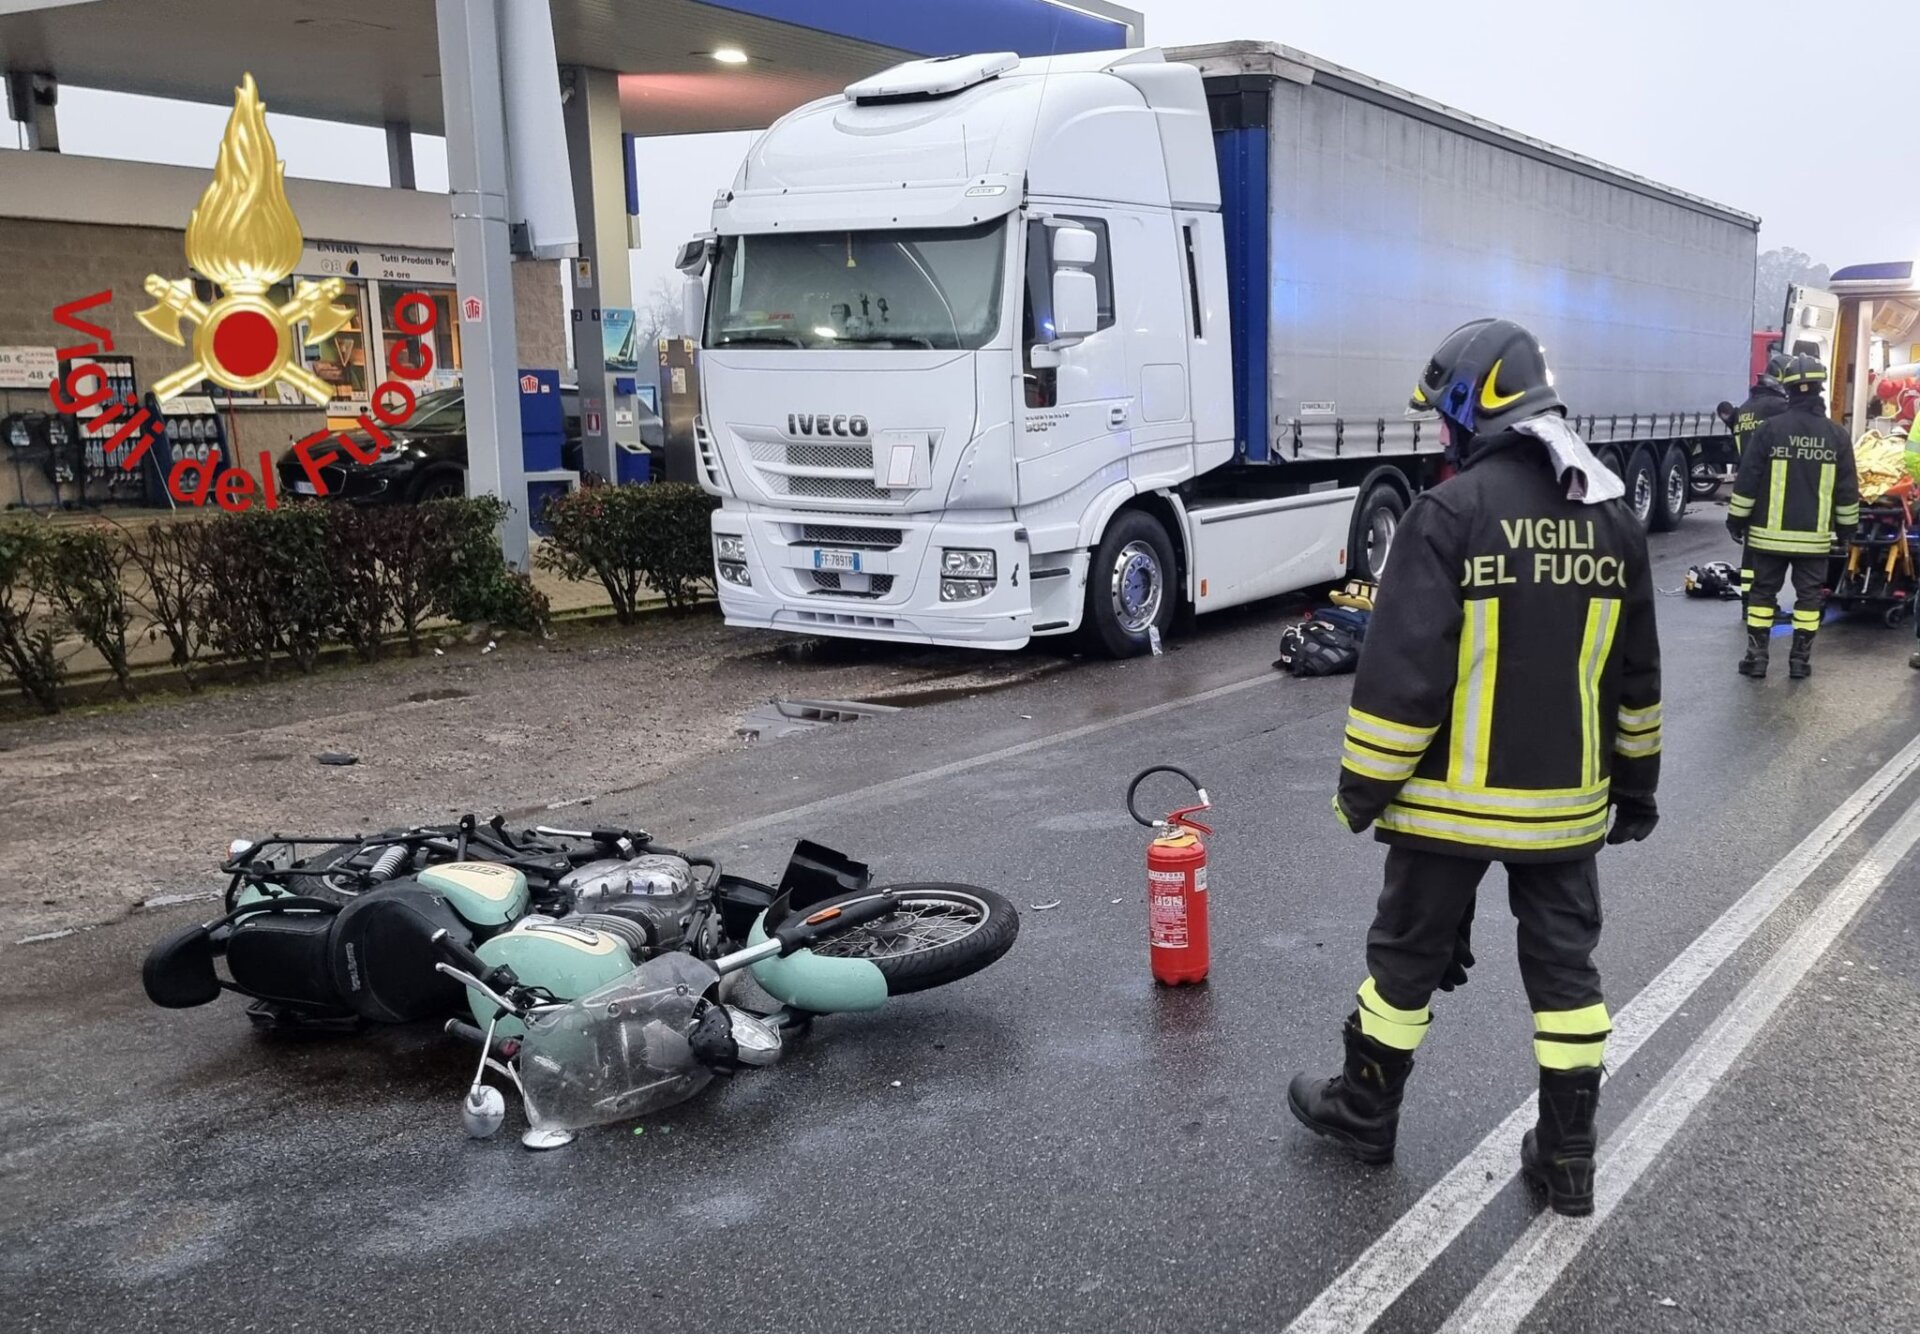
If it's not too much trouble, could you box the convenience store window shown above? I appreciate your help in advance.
[301,280,373,403]
[382,285,463,386]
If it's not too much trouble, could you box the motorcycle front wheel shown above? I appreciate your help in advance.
[803,884,1020,994]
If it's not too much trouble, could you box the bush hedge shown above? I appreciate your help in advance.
[0,494,574,713]
[538,482,719,621]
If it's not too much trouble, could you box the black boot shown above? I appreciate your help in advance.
[1521,1067,1602,1217]
[1788,630,1815,680]
[1737,627,1770,679]
[1287,1014,1415,1164]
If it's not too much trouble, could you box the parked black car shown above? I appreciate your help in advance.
[280,385,664,504]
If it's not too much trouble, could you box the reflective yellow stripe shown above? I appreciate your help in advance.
[1398,777,1608,815]
[1613,731,1662,758]
[1345,726,1424,758]
[1728,494,1756,517]
[1449,599,1499,787]
[1377,804,1610,850]
[1358,976,1430,1051]
[1331,795,1353,831]
[1347,708,1438,751]
[1746,605,1777,628]
[1834,503,1859,525]
[1792,609,1822,630]
[1534,1002,1610,1070]
[1341,744,1420,783]
[1817,462,1835,531]
[1768,458,1787,528]
[1616,702,1661,731]
[1577,599,1621,789]
[1748,528,1832,553]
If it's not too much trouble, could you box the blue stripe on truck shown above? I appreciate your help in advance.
[690,0,1129,58]
[1215,125,1270,463]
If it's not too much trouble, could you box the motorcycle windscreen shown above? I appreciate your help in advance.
[515,952,723,1132]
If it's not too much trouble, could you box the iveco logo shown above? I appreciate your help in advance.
[787,413,869,438]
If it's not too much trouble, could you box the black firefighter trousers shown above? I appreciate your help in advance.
[1743,551,1828,637]
[1358,847,1608,1068]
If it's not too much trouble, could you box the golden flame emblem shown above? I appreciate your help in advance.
[138,74,352,404]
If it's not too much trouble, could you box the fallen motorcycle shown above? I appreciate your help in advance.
[141,815,1020,1072]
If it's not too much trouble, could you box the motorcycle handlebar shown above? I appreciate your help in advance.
[772,892,899,953]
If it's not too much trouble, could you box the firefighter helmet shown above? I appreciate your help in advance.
[1409,318,1563,440]
[1758,352,1792,392]
[1779,354,1829,394]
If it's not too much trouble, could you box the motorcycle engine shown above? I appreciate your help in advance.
[559,854,700,952]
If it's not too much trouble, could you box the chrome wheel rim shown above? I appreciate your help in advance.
[1664,461,1686,515]
[1109,540,1164,635]
[1366,507,1398,578]
[1633,469,1654,520]
[809,891,992,959]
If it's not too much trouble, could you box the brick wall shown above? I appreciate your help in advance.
[2,220,575,511]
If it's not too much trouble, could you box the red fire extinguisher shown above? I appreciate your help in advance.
[1128,765,1212,986]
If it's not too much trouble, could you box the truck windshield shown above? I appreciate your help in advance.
[706,219,1007,351]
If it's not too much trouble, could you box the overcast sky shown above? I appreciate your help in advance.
[7,0,1913,309]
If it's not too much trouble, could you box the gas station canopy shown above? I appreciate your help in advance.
[0,0,1142,135]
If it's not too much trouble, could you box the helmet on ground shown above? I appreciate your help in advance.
[1779,354,1828,394]
[1684,561,1742,601]
[1409,318,1563,442]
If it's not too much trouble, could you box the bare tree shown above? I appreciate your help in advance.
[636,277,682,348]
[1755,248,1830,329]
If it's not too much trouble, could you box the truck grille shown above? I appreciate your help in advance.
[746,438,896,505]
[798,525,903,549]
[809,571,895,598]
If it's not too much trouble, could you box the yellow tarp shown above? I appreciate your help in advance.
[1853,430,1912,501]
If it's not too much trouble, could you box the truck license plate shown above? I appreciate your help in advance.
[289,479,319,495]
[813,548,860,573]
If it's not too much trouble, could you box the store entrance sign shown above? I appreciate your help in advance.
[0,346,57,389]
[299,240,455,285]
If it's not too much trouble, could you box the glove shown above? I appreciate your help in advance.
[1606,790,1659,845]
[1726,516,1748,544]
[1333,794,1373,835]
[1836,526,1858,549]
[1437,899,1476,992]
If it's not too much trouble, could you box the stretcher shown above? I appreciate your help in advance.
[1830,495,1917,627]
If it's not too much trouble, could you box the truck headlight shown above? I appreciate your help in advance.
[941,548,995,578]
[715,534,746,561]
[940,578,988,602]
[717,561,752,587]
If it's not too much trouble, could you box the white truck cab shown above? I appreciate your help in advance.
[689,49,1238,653]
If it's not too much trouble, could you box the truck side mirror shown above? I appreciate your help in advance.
[679,274,706,342]
[675,233,714,275]
[1048,224,1100,344]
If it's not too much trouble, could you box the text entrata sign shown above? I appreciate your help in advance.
[298,241,456,285]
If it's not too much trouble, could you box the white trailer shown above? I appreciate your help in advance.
[682,42,1759,654]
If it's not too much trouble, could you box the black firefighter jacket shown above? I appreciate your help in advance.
[1728,398,1860,556]
[1335,431,1662,863]
[1731,383,1789,459]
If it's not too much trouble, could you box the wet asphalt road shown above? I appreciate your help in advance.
[5,505,1920,1333]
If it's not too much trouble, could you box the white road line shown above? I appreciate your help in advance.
[702,672,1279,843]
[1282,725,1920,1334]
[1439,786,1920,1334]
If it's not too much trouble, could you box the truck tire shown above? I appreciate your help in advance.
[1084,510,1177,658]
[1348,479,1407,581]
[1623,446,1658,531]
[1651,444,1688,532]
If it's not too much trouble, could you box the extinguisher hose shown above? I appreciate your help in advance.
[1127,765,1208,827]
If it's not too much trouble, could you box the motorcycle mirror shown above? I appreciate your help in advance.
[462,1085,506,1139]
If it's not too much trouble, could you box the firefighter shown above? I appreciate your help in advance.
[1726,354,1858,680]
[1732,354,1792,460]
[1288,318,1662,1218]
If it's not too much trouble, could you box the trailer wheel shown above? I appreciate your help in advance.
[1651,445,1688,533]
[1083,510,1176,658]
[1348,480,1407,581]
[1623,447,1658,531]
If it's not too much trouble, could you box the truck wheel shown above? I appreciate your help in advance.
[1624,447,1658,531]
[1348,480,1407,581]
[1084,510,1177,658]
[1651,445,1688,532]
